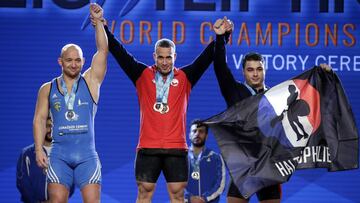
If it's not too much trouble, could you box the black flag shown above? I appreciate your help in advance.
[205,67,359,198]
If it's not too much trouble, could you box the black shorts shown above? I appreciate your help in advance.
[135,148,188,183]
[227,181,281,201]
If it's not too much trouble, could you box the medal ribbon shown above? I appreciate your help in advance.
[189,149,203,173]
[155,70,174,104]
[60,75,80,111]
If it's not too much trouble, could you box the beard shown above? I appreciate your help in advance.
[156,65,173,76]
[192,140,205,147]
[63,65,82,79]
[45,134,53,143]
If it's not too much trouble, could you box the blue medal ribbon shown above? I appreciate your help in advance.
[189,147,203,180]
[155,70,174,105]
[60,75,80,111]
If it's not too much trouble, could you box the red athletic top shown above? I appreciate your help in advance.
[136,66,190,149]
[105,26,217,150]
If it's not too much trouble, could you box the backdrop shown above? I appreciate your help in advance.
[0,0,359,202]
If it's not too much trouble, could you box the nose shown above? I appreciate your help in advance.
[161,58,167,65]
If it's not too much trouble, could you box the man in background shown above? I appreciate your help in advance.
[16,117,74,202]
[185,119,226,203]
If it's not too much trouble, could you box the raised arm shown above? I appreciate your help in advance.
[181,40,215,88]
[33,83,50,169]
[84,3,108,102]
[105,25,147,85]
[182,17,232,88]
[213,19,243,107]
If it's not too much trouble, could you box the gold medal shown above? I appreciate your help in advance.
[153,102,163,113]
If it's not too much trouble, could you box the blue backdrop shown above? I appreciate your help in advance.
[0,0,359,202]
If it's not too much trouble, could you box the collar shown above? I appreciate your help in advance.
[244,82,268,95]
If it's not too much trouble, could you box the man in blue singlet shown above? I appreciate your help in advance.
[32,4,108,202]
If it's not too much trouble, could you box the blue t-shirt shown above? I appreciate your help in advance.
[16,144,48,202]
[16,144,75,202]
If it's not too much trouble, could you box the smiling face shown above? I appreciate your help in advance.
[58,44,84,79]
[154,47,176,75]
[153,39,176,76]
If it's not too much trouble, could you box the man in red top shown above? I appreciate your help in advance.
[92,5,232,202]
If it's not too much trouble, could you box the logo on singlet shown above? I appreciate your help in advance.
[77,99,89,106]
[54,102,61,112]
[171,78,179,86]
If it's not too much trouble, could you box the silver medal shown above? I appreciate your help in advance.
[65,110,78,121]
[191,171,200,180]
[160,104,169,114]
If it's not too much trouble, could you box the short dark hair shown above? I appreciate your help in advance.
[242,52,264,69]
[190,119,209,134]
[154,38,176,52]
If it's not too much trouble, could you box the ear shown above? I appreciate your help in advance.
[173,52,177,62]
[82,57,85,66]
[153,52,157,62]
[57,57,62,66]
